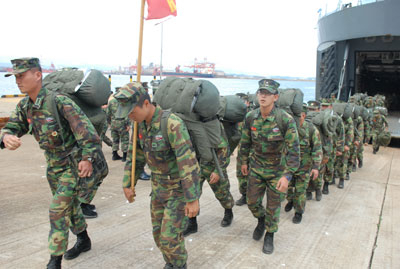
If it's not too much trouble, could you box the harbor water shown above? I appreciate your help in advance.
[0,72,316,102]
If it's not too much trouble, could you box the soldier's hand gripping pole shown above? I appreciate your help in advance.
[212,148,225,181]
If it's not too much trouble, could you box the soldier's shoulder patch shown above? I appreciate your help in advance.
[272,127,280,133]
[155,134,163,141]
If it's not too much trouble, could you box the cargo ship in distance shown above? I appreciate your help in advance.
[315,0,400,138]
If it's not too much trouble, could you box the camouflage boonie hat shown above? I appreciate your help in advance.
[113,82,147,118]
[5,57,41,77]
[302,103,308,113]
[257,79,280,94]
[307,100,321,110]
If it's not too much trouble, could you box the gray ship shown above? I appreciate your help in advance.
[316,0,400,138]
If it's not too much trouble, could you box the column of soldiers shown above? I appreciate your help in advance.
[1,57,391,269]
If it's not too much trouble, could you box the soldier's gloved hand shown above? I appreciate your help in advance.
[241,164,248,176]
[3,134,22,150]
[336,151,343,156]
[185,199,199,218]
[276,176,289,193]
[344,146,350,152]
[123,187,136,203]
[209,172,220,184]
[78,161,93,178]
[355,141,360,147]
[310,169,319,181]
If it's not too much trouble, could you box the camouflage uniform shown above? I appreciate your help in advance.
[240,107,300,233]
[118,84,200,268]
[328,117,345,182]
[287,120,322,213]
[371,110,388,152]
[199,130,234,209]
[308,130,332,191]
[349,116,364,171]
[236,122,248,196]
[335,117,354,180]
[106,98,130,153]
[0,87,100,256]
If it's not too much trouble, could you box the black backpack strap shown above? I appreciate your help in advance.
[161,109,172,147]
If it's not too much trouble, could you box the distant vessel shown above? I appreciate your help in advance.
[315,0,400,138]
[154,58,217,78]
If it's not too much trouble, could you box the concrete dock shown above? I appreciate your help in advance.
[0,97,399,268]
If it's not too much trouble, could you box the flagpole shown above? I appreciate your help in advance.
[130,0,146,201]
[160,23,163,79]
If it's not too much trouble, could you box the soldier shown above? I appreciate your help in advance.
[235,122,248,206]
[239,79,300,254]
[371,109,388,154]
[115,83,200,269]
[106,87,131,161]
[285,104,322,224]
[349,110,364,172]
[0,58,100,268]
[335,113,354,188]
[100,103,113,147]
[183,126,234,235]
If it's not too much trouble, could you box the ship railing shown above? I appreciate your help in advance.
[318,0,384,19]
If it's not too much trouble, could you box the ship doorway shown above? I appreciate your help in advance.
[355,51,400,111]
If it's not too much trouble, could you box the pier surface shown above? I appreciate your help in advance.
[0,97,399,268]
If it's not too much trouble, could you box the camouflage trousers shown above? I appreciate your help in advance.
[372,131,380,151]
[246,164,285,233]
[357,142,364,162]
[287,169,310,214]
[308,163,325,191]
[47,164,87,256]
[100,124,112,147]
[347,144,356,174]
[150,175,188,267]
[111,128,129,152]
[335,150,350,179]
[236,155,247,196]
[324,151,336,184]
[200,165,234,209]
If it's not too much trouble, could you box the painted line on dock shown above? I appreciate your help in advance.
[1,94,26,98]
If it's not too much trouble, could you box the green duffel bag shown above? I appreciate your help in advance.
[378,131,391,147]
[218,95,247,123]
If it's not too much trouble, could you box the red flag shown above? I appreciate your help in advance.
[146,0,177,20]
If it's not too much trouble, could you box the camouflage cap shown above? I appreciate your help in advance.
[257,79,280,94]
[302,103,308,113]
[5,57,41,77]
[321,102,331,107]
[307,100,321,109]
[113,82,147,118]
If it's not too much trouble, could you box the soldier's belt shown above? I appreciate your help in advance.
[151,173,180,183]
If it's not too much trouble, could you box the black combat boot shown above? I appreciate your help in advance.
[330,178,336,185]
[338,178,344,189]
[235,194,247,206]
[64,230,91,260]
[262,232,274,254]
[139,171,151,181]
[183,217,198,236]
[47,255,62,269]
[221,208,233,227]
[122,152,127,162]
[284,201,293,212]
[103,136,113,147]
[306,191,312,200]
[163,263,173,269]
[81,203,98,218]
[176,264,187,269]
[352,164,357,172]
[112,151,122,161]
[292,212,302,224]
[315,189,322,201]
[322,182,329,195]
[345,173,350,181]
[373,148,377,154]
[252,216,265,241]
[358,160,363,168]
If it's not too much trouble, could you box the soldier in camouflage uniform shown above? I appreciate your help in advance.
[235,122,248,206]
[239,79,300,254]
[0,58,100,269]
[349,113,364,172]
[115,83,200,269]
[106,88,131,161]
[184,127,234,236]
[285,104,322,224]
[371,109,388,154]
[335,115,354,188]
[100,103,113,147]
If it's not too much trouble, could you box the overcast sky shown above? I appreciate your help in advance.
[0,0,342,77]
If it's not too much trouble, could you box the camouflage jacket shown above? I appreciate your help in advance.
[106,98,131,130]
[0,87,100,163]
[344,117,354,147]
[334,117,345,153]
[239,107,300,180]
[371,112,388,131]
[123,106,201,202]
[298,121,322,171]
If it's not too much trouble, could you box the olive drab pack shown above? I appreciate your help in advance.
[217,95,248,154]
[153,77,222,162]
[374,106,388,116]
[306,109,339,145]
[44,68,111,204]
[43,68,112,135]
[378,131,391,147]
[276,88,304,128]
[332,103,353,120]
